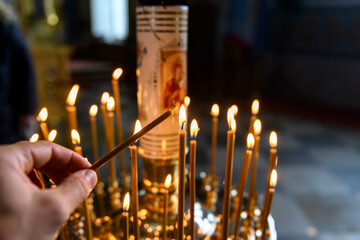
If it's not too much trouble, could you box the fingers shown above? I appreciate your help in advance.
[51,169,97,216]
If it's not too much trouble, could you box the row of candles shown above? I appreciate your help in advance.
[31,67,279,239]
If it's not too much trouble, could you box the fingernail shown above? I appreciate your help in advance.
[81,170,97,188]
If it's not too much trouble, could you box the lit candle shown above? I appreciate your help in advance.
[184,96,190,116]
[123,192,130,240]
[177,105,186,240]
[70,130,93,240]
[163,174,171,240]
[189,119,199,240]
[248,99,259,134]
[111,68,127,177]
[210,104,219,178]
[100,92,110,149]
[48,130,57,142]
[230,104,238,117]
[107,97,117,185]
[221,108,236,240]
[130,120,141,240]
[261,170,278,240]
[89,105,99,162]
[248,119,262,205]
[29,133,45,187]
[29,133,39,143]
[37,107,49,140]
[266,132,278,192]
[233,133,255,238]
[66,84,79,133]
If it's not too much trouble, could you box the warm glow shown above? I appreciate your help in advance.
[254,119,262,136]
[37,107,48,122]
[29,133,39,143]
[71,129,81,145]
[134,120,142,135]
[164,174,172,189]
[231,105,238,116]
[101,92,110,105]
[48,130,57,142]
[107,97,115,111]
[210,104,219,117]
[230,118,236,131]
[251,99,259,115]
[270,169,278,188]
[179,105,186,129]
[66,84,79,106]
[123,192,130,211]
[269,131,277,148]
[227,108,236,130]
[184,96,190,107]
[112,68,123,80]
[247,133,255,149]
[89,105,98,117]
[190,119,199,139]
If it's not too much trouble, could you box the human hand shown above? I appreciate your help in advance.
[0,141,97,240]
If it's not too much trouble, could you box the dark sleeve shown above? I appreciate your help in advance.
[8,22,37,115]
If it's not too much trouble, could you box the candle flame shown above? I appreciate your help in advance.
[164,174,172,189]
[107,97,115,111]
[227,108,236,130]
[37,107,48,121]
[269,131,277,148]
[29,133,39,143]
[184,96,190,107]
[101,92,110,105]
[66,84,79,106]
[247,133,255,149]
[190,119,200,139]
[251,99,259,115]
[123,192,130,211]
[211,104,219,117]
[230,118,236,131]
[254,119,262,136]
[89,105,98,117]
[270,169,278,188]
[48,130,57,142]
[134,119,142,135]
[71,129,81,145]
[230,105,238,116]
[179,105,186,129]
[112,68,123,80]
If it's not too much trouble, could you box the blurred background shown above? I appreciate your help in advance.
[2,0,360,239]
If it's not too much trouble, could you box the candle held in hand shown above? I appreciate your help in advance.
[37,107,49,140]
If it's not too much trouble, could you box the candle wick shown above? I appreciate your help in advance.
[181,121,186,130]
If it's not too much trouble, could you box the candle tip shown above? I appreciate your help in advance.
[251,99,259,115]
[269,131,277,148]
[164,174,172,189]
[247,133,255,149]
[254,119,262,136]
[48,130,57,142]
[67,84,79,106]
[101,92,110,105]
[179,105,186,129]
[71,129,81,145]
[89,105,98,116]
[211,104,219,117]
[37,107,48,122]
[29,133,39,143]
[112,68,123,80]
[190,119,200,139]
[123,192,130,211]
[270,169,278,188]
[107,97,115,112]
[184,96,190,107]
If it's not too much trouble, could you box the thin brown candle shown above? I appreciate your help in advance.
[189,119,199,240]
[66,84,79,133]
[37,107,49,140]
[177,105,186,240]
[210,104,219,177]
[248,119,262,204]
[90,108,175,171]
[163,174,171,240]
[100,92,110,150]
[261,169,277,240]
[107,97,117,185]
[267,131,278,190]
[233,133,255,238]
[130,120,141,240]
[248,99,259,134]
[111,68,128,176]
[221,108,236,240]
[89,105,99,162]
[123,192,130,240]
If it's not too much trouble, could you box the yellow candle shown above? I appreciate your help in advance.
[111,68,127,176]
[89,105,99,162]
[266,131,278,192]
[37,107,49,140]
[48,130,57,142]
[71,130,93,240]
[123,192,130,240]
[66,84,79,133]
[189,119,199,240]
[107,97,117,185]
[248,99,259,134]
[261,170,277,240]
[210,104,219,177]
[163,174,171,240]
[177,105,186,240]
[100,92,110,149]
[248,119,262,204]
[221,108,236,240]
[130,120,141,240]
[233,133,255,238]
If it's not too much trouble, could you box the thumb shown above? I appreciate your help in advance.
[53,169,97,214]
